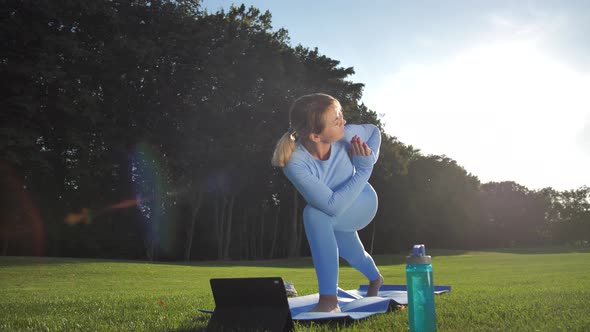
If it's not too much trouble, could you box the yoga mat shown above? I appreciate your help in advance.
[289,284,451,321]
[199,279,451,323]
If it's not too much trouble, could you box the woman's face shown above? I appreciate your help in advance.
[318,104,346,143]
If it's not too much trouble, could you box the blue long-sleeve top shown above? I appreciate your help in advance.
[283,124,381,217]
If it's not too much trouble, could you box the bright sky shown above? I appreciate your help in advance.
[203,0,590,191]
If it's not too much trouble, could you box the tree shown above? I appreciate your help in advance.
[3,0,579,260]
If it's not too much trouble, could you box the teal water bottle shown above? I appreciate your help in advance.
[406,244,436,332]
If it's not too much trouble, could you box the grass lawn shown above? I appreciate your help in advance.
[1,247,589,331]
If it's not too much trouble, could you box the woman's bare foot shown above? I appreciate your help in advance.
[309,294,341,312]
[367,274,384,297]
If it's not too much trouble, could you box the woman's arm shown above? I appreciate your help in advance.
[343,124,381,164]
[284,155,373,217]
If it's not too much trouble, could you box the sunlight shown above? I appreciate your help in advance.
[378,41,590,190]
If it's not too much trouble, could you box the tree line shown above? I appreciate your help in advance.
[1,0,588,261]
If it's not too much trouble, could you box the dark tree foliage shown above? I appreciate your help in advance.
[1,0,588,260]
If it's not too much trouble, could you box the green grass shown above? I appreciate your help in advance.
[1,248,590,331]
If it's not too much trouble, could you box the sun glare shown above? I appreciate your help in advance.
[377,41,590,190]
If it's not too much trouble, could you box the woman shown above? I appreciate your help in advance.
[271,93,383,312]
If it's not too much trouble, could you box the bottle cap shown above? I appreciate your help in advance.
[406,244,432,264]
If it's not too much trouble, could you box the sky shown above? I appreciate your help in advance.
[203,0,590,191]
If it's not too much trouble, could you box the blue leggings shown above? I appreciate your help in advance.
[303,184,381,295]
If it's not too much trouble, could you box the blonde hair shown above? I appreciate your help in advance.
[271,93,340,167]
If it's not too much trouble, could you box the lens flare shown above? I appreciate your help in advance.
[0,163,44,256]
[64,198,145,226]
[132,142,176,256]
[62,143,178,257]
[65,208,92,226]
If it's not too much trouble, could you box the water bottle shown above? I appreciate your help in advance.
[406,244,436,332]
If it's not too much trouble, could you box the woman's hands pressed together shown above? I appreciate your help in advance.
[350,135,372,156]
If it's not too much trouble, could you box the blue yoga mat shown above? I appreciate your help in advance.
[200,282,451,322]
[289,284,451,321]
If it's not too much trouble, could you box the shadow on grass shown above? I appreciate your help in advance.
[295,317,357,330]
[0,255,317,268]
[175,314,209,332]
[0,256,109,267]
[0,255,180,268]
[2,245,588,268]
[476,245,590,255]
[174,314,365,332]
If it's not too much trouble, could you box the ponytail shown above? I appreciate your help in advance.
[271,131,296,167]
[271,93,339,168]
